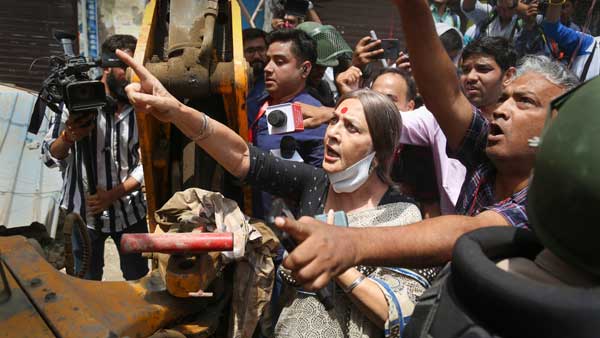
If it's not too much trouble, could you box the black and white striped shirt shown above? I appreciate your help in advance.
[42,105,146,233]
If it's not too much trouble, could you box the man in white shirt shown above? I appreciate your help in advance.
[462,0,520,43]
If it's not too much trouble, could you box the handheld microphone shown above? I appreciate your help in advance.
[280,136,298,159]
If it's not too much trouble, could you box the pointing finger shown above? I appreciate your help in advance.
[129,91,170,110]
[116,49,154,82]
[274,216,312,243]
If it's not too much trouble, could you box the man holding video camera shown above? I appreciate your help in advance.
[42,35,149,281]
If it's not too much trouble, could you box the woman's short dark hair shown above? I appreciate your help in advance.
[335,89,401,186]
[461,36,517,71]
[266,29,317,65]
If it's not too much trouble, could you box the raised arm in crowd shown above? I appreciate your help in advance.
[273,0,579,291]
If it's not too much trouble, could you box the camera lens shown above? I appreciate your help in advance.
[76,86,93,99]
[268,110,287,128]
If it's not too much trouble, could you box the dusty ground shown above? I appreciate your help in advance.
[103,237,126,281]
[56,238,148,281]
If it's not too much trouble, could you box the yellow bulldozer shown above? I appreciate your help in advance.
[0,1,268,337]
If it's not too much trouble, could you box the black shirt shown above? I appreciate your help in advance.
[245,145,413,217]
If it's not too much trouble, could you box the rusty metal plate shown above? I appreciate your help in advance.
[0,236,217,338]
[0,260,54,338]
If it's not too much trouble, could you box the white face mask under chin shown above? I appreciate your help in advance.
[328,152,377,193]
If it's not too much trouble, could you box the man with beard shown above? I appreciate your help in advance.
[243,28,269,125]
[42,35,148,280]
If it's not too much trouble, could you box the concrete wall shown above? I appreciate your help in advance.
[79,0,148,57]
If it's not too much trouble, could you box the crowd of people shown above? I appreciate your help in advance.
[43,0,599,337]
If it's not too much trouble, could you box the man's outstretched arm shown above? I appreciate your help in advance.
[277,211,509,290]
[391,0,473,150]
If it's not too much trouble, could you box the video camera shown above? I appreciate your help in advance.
[28,31,126,135]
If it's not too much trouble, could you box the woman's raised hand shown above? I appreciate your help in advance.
[116,49,182,123]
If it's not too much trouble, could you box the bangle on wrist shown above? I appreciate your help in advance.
[548,0,566,5]
[343,274,366,294]
[190,113,214,142]
[61,130,74,144]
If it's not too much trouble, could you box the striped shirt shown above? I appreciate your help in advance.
[42,104,146,233]
[451,109,529,229]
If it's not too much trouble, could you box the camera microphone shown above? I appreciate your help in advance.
[280,136,298,159]
[54,30,76,57]
[268,109,288,128]
[265,103,303,135]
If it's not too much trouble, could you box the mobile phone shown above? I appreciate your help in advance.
[369,30,388,67]
[265,199,297,252]
[266,198,334,310]
[377,39,400,60]
[315,210,348,227]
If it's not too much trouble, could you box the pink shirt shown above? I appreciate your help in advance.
[400,107,466,215]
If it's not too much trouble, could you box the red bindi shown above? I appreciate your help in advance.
[341,107,348,114]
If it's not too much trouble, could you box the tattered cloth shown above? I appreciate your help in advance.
[155,188,280,338]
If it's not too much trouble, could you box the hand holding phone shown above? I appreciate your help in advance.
[394,51,412,72]
[352,36,384,68]
[377,39,401,60]
[369,30,388,67]
[266,199,335,310]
